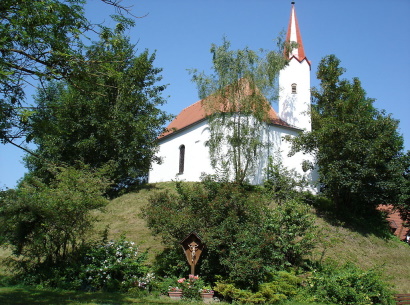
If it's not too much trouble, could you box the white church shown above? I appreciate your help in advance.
[149,3,317,190]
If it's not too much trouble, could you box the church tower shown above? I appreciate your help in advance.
[279,2,311,132]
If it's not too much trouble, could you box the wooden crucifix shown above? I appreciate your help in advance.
[180,232,204,275]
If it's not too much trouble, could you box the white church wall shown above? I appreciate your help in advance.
[209,114,274,184]
[278,127,318,193]
[149,119,317,193]
[248,123,282,185]
[148,120,214,183]
[250,124,318,192]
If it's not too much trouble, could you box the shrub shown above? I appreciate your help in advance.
[214,271,300,304]
[268,199,317,268]
[11,235,151,292]
[81,236,149,291]
[305,262,394,305]
[143,178,317,290]
[178,275,205,300]
[0,165,109,267]
[264,156,309,204]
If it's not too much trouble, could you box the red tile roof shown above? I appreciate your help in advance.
[159,81,294,139]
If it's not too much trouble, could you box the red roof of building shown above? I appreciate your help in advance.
[377,205,410,242]
[160,80,294,139]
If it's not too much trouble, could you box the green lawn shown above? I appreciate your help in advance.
[0,287,198,305]
[0,286,334,305]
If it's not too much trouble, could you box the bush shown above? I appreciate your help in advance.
[10,235,151,292]
[214,271,300,304]
[143,178,317,290]
[0,166,109,267]
[304,262,394,305]
[81,236,149,292]
[178,275,205,300]
[269,199,317,268]
[264,157,309,204]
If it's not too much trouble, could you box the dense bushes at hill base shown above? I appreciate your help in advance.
[143,177,317,290]
[80,236,149,292]
[12,235,150,292]
[212,264,394,305]
[214,271,300,304]
[301,262,394,305]
[0,176,397,304]
[0,166,109,267]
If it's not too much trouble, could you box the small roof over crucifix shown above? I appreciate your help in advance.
[180,232,204,275]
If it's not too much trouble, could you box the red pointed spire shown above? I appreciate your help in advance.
[285,2,309,64]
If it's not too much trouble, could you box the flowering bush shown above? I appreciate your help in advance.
[81,236,149,291]
[168,275,207,300]
[137,272,155,290]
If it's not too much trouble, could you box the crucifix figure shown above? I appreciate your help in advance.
[188,241,198,264]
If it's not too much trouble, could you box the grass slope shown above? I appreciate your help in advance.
[93,182,410,293]
[1,182,408,296]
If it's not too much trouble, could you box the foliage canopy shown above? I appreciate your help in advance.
[0,0,89,143]
[0,0,139,145]
[0,165,109,266]
[290,55,407,214]
[190,38,289,183]
[24,27,171,189]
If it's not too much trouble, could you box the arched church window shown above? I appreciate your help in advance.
[179,145,185,174]
[291,83,297,94]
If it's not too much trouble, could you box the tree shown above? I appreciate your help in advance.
[290,55,406,214]
[0,0,140,149]
[0,0,88,144]
[0,165,109,266]
[189,37,289,184]
[25,28,171,189]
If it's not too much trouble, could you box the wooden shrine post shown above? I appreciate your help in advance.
[180,232,204,276]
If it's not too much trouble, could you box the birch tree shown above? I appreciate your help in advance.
[190,37,288,184]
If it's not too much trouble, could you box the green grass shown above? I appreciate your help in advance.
[0,286,333,305]
[310,215,410,293]
[91,183,178,259]
[0,286,203,305]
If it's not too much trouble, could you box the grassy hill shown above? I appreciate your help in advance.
[92,182,410,293]
[1,182,409,294]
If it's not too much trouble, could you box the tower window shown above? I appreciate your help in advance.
[178,145,185,174]
[291,83,297,94]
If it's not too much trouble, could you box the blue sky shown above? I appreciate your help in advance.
[1,0,409,189]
